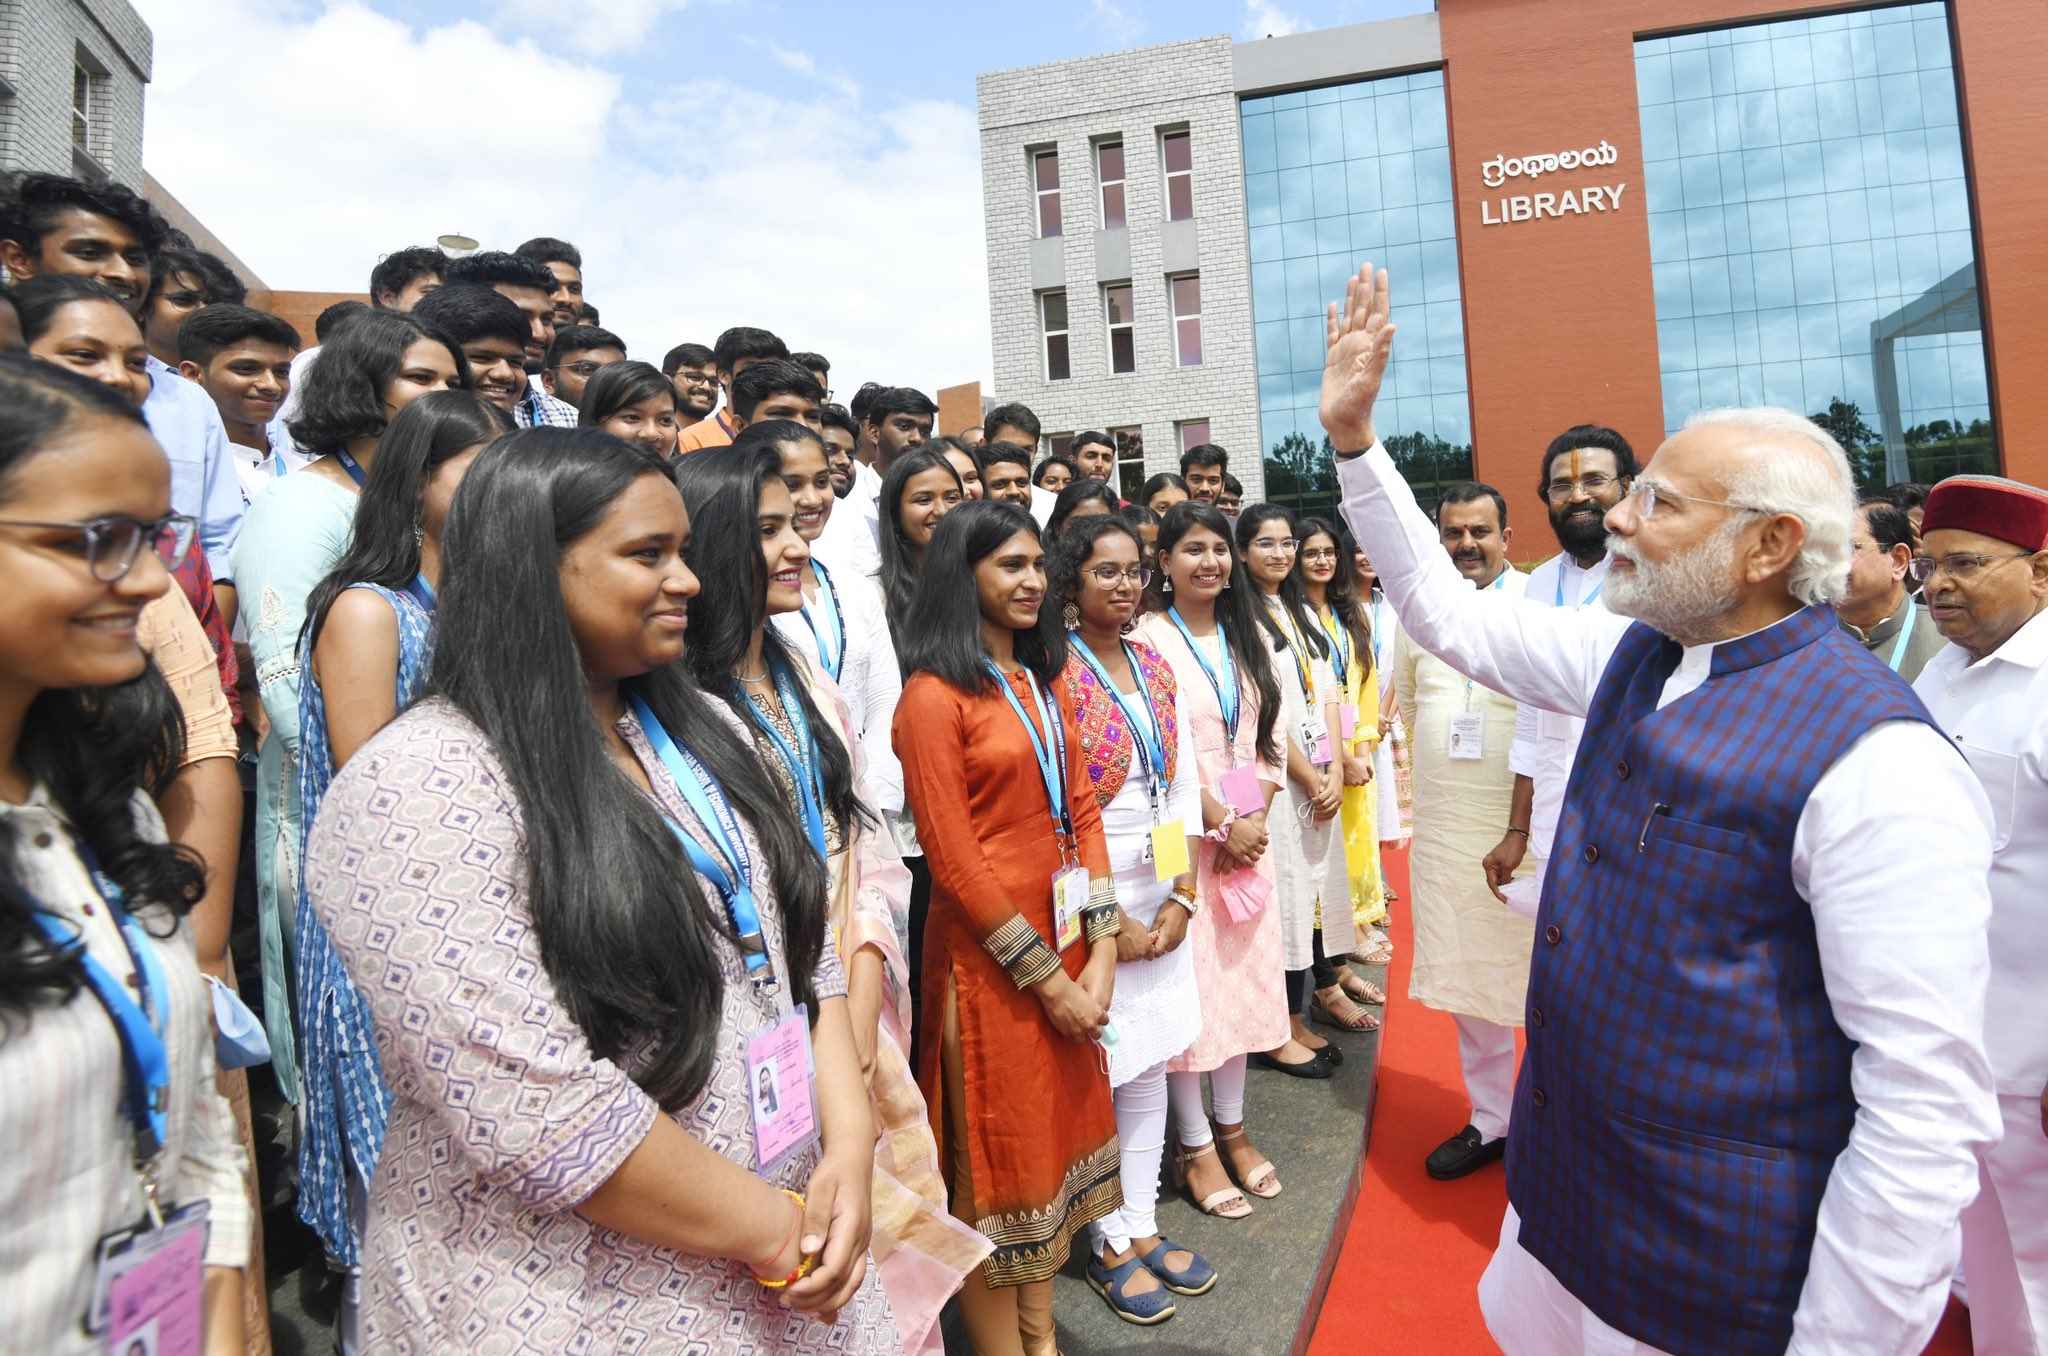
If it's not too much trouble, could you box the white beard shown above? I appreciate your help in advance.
[1603,521,1743,645]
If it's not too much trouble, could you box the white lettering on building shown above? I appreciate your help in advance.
[1477,140,1627,227]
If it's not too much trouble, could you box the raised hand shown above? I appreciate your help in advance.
[1319,264,1396,452]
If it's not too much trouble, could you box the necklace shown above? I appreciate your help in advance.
[737,666,770,685]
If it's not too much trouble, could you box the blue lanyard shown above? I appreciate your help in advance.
[1265,596,1317,703]
[800,561,845,683]
[269,451,290,480]
[1068,635,1170,806]
[406,572,436,611]
[1555,561,1604,608]
[627,694,771,978]
[985,661,1075,851]
[1369,594,1388,666]
[1167,606,1239,741]
[1320,608,1352,684]
[335,450,367,487]
[31,854,173,1167]
[1886,601,1918,672]
[745,656,828,860]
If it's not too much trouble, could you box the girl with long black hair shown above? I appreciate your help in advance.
[1235,503,1364,1064]
[892,501,1121,1356]
[1044,476,1120,546]
[302,428,893,1352]
[1129,499,1293,1220]
[875,446,963,638]
[578,359,680,461]
[231,309,466,1099]
[0,356,250,1353]
[287,390,509,1340]
[1293,516,1394,982]
[673,441,990,1355]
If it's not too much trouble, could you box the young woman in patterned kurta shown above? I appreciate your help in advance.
[676,433,991,1355]
[304,431,895,1353]
[1130,500,1292,1221]
[893,500,1122,1356]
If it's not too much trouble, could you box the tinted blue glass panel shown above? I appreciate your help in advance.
[1635,2,1992,485]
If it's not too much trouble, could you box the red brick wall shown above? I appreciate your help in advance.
[249,289,366,350]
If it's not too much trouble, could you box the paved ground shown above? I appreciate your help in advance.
[268,965,1384,1355]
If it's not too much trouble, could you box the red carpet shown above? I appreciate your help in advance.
[1308,846,1975,1354]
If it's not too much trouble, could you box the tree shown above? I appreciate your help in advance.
[1810,396,1885,492]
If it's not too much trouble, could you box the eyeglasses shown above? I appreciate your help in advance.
[1298,547,1338,563]
[1086,564,1153,587]
[1545,473,1619,502]
[1627,479,1777,522]
[1908,550,2034,584]
[1251,536,1297,554]
[674,372,717,386]
[556,361,609,378]
[0,512,197,582]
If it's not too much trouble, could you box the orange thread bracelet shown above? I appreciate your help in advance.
[751,1188,816,1289]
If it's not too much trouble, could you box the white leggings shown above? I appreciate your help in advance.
[1166,1054,1248,1149]
[1093,1061,1171,1255]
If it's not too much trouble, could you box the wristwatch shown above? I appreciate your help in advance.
[1168,883,1199,916]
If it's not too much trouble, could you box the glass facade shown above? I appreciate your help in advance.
[1636,2,1994,488]
[1242,69,1471,514]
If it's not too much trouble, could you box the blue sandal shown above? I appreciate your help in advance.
[1138,1236,1219,1296]
[1087,1251,1178,1325]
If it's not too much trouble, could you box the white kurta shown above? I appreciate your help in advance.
[1099,694,1204,1087]
[1391,565,1534,1026]
[1508,553,1612,863]
[1914,604,2048,1354]
[1338,440,2000,1354]
[1263,599,1352,972]
[771,560,904,818]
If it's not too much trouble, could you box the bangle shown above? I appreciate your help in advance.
[1504,826,1529,838]
[750,1188,816,1289]
[1205,809,1238,844]
[1168,885,1199,915]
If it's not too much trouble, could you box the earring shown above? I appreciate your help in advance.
[1061,602,1080,630]
[1120,617,1136,635]
[413,520,425,553]
[1161,574,1173,593]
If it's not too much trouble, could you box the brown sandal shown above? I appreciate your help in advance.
[1312,988,1382,1032]
[1215,1124,1282,1198]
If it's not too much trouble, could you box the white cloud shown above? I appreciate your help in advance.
[1242,0,1306,39]
[131,0,991,400]
[500,0,691,57]
[1088,0,1143,47]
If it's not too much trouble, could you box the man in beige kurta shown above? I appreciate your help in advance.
[1390,483,1534,1180]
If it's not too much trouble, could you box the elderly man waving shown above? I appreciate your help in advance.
[1323,265,1998,1356]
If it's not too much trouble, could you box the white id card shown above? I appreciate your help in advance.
[1052,864,1089,951]
[1447,711,1485,761]
[1299,716,1333,766]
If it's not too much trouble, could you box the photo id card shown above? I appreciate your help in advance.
[97,1201,209,1356]
[1150,821,1191,882]
[746,1006,819,1176]
[1338,706,1358,741]
[1052,864,1089,951]
[1299,716,1333,766]
[1447,712,1485,761]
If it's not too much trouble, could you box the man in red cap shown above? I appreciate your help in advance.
[1911,472,2048,1355]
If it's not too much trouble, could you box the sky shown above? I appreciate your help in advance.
[133,0,1429,402]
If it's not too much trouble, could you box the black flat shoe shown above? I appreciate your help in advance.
[1308,1041,1343,1068]
[1252,1049,1334,1080]
[1425,1124,1506,1180]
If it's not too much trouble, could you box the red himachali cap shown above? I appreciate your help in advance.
[1921,474,2048,551]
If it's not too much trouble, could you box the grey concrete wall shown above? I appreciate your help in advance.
[0,0,152,188]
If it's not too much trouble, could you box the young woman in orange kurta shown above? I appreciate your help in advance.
[892,501,1122,1356]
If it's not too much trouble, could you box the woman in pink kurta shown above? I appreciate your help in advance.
[1130,499,1292,1221]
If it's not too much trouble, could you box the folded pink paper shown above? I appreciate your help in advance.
[1219,764,1266,815]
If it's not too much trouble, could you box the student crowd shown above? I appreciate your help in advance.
[0,169,2039,1356]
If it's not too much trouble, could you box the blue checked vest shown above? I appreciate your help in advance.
[1506,605,1937,1356]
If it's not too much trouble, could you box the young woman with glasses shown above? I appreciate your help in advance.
[1047,515,1218,1326]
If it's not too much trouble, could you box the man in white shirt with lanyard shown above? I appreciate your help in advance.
[1909,473,2048,1355]
[1483,426,1636,917]
[1324,264,1996,1356]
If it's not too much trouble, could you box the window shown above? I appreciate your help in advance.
[1635,4,1993,488]
[1170,274,1202,367]
[1105,284,1135,374]
[1044,433,1075,460]
[1097,141,1126,230]
[71,63,91,150]
[1040,291,1071,381]
[1111,426,1146,501]
[1032,149,1062,239]
[1242,70,1469,514]
[1177,418,1212,453]
[1162,129,1194,221]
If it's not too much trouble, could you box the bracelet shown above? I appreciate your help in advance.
[1167,885,1199,916]
[1504,826,1529,838]
[1205,809,1238,845]
[750,1188,816,1289]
